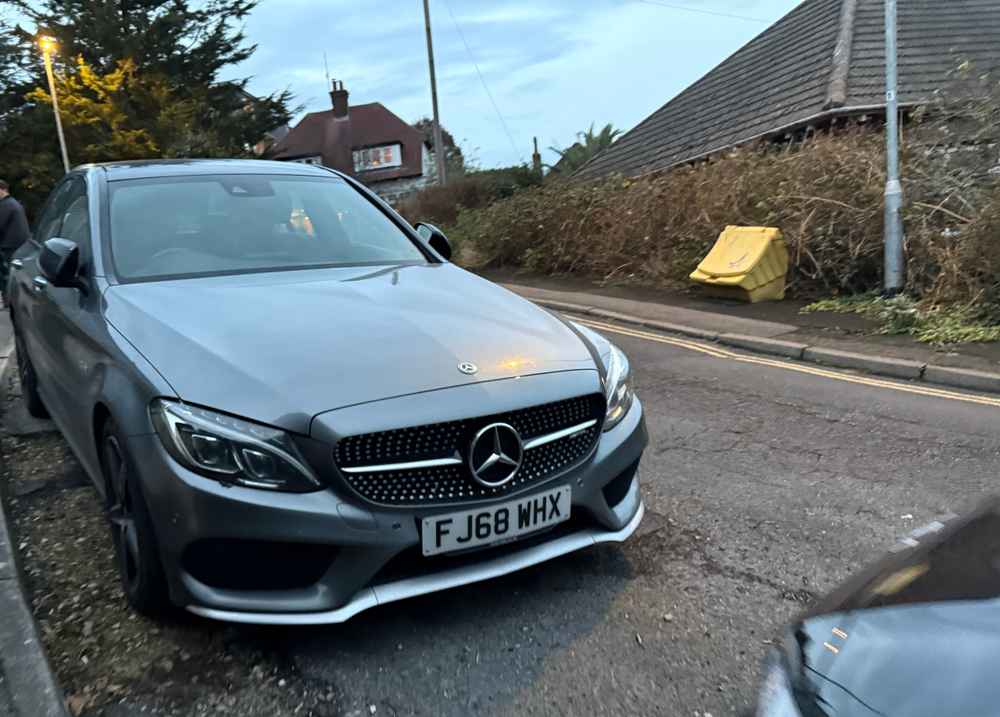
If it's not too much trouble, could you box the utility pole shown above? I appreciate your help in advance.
[39,36,70,174]
[883,0,903,294]
[422,0,447,186]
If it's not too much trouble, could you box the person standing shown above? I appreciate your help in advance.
[0,179,30,301]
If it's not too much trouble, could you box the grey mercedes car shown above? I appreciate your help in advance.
[9,159,647,624]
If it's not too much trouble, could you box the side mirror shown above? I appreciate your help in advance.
[39,237,81,287]
[414,222,452,261]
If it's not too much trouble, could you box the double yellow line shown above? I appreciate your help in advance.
[574,316,1000,409]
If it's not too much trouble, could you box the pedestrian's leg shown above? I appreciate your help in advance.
[0,250,11,307]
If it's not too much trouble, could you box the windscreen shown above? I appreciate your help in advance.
[108,174,426,280]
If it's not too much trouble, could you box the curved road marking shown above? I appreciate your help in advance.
[575,317,1000,409]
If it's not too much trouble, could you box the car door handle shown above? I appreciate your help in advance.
[32,276,48,292]
[10,259,22,270]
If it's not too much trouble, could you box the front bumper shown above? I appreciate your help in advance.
[189,497,644,625]
[128,395,647,624]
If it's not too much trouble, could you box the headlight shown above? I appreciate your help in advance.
[755,652,802,717]
[602,344,634,431]
[150,399,321,493]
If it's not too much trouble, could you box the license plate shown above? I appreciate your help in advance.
[421,486,571,556]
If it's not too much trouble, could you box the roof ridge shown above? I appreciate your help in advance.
[824,0,859,109]
[573,0,1000,181]
[575,0,842,178]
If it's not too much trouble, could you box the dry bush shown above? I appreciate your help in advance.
[397,176,495,227]
[450,124,1000,309]
[397,165,541,227]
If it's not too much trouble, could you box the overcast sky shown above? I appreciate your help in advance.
[235,0,802,168]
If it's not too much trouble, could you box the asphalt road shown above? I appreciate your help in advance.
[8,317,1000,716]
[287,317,1000,717]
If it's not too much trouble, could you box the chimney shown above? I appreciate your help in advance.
[330,79,349,119]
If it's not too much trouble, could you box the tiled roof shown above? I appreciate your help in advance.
[846,0,1000,106]
[273,102,426,182]
[266,125,290,143]
[577,0,1000,180]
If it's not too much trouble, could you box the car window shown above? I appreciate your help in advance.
[32,179,75,245]
[60,185,91,264]
[107,174,427,281]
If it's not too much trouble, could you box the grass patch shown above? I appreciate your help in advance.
[802,293,1000,344]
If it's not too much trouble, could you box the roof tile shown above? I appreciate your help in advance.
[272,102,426,182]
[577,0,1000,179]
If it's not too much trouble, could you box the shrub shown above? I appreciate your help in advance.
[397,165,541,227]
[448,125,1000,312]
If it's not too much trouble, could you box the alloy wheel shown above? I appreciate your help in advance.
[15,332,30,388]
[104,434,141,591]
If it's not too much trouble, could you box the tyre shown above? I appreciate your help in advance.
[100,417,170,616]
[14,329,48,419]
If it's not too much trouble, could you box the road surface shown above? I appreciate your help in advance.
[6,316,1000,716]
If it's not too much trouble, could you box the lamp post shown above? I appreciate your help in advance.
[422,0,447,187]
[39,35,70,174]
[882,0,903,294]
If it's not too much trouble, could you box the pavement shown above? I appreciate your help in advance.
[0,326,69,717]
[482,268,1000,375]
[2,286,1000,714]
[484,270,1000,394]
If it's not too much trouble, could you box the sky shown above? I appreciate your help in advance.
[234,0,803,169]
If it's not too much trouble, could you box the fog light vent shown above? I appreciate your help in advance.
[183,539,338,591]
[602,459,639,508]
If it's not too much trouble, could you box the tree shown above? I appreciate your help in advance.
[27,59,159,159]
[0,11,63,214]
[548,122,622,175]
[0,12,37,119]
[8,0,258,84]
[0,0,292,216]
[414,117,466,176]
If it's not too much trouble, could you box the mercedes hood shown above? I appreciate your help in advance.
[104,263,598,434]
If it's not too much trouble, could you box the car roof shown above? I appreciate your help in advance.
[81,158,343,182]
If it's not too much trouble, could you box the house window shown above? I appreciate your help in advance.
[353,144,402,172]
[291,156,323,166]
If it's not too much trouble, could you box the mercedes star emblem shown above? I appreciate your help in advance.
[468,423,524,487]
[458,361,479,375]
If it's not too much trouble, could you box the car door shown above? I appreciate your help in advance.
[12,177,75,398]
[25,175,105,447]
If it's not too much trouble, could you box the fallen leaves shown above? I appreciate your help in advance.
[4,428,339,716]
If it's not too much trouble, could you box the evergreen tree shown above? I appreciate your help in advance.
[9,0,258,84]
[414,117,466,176]
[0,12,35,117]
[0,10,61,214]
[0,0,292,216]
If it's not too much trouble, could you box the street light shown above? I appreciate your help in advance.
[882,0,904,294]
[422,0,447,187]
[38,34,70,174]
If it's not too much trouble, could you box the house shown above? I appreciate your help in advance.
[547,142,583,175]
[576,0,1000,180]
[272,80,437,203]
[253,124,290,156]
